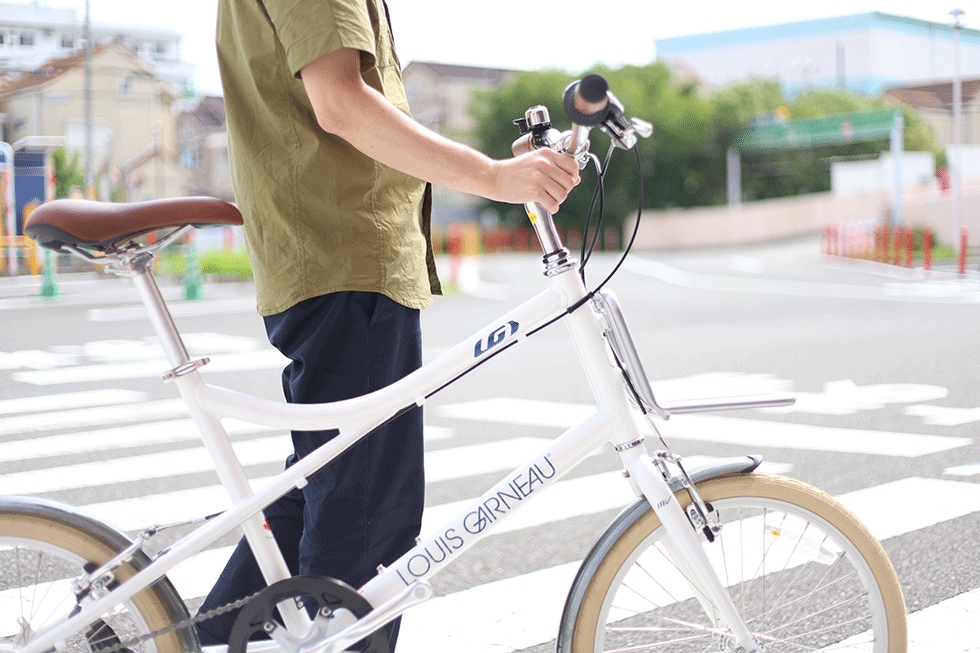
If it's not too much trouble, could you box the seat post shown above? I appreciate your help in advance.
[127,254,192,368]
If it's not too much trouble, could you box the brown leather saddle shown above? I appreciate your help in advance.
[24,197,243,253]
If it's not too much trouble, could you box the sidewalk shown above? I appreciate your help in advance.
[0,271,255,311]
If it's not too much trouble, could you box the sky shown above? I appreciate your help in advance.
[5,0,978,95]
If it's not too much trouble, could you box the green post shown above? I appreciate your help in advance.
[183,235,203,300]
[39,249,59,298]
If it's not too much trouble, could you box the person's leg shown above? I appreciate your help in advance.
[195,292,423,648]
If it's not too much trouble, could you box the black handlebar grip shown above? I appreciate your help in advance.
[578,74,608,103]
[563,73,610,127]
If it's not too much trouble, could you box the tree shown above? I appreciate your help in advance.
[51,147,84,199]
[471,65,944,232]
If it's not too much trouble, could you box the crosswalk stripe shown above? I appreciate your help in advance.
[154,475,980,653]
[0,389,146,416]
[12,350,288,386]
[439,398,971,457]
[0,437,555,496]
[78,458,795,533]
[0,419,278,462]
[0,399,189,437]
[396,476,980,653]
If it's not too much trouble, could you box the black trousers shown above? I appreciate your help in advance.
[196,292,425,649]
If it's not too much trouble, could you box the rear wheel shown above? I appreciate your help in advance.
[563,474,906,652]
[0,497,196,653]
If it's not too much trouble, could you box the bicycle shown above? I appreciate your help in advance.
[4,73,906,653]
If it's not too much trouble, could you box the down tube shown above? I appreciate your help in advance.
[361,409,619,604]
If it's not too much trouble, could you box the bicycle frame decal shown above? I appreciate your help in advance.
[474,320,519,357]
[394,452,558,586]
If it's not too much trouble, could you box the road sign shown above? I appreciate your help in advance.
[737,109,898,152]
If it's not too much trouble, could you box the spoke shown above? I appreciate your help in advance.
[759,593,870,636]
[744,569,862,629]
[757,613,875,646]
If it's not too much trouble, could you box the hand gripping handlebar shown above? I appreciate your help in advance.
[510,74,652,269]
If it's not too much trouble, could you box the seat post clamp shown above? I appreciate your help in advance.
[162,357,210,382]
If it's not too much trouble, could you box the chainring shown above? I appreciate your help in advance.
[226,577,387,653]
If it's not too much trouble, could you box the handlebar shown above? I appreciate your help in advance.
[510,73,653,268]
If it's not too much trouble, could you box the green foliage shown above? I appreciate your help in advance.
[158,248,253,280]
[51,147,84,199]
[471,67,944,229]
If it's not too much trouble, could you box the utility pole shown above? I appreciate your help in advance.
[951,8,965,247]
[84,0,94,196]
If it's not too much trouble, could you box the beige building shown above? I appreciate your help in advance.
[0,42,187,201]
[885,77,980,147]
[402,61,516,223]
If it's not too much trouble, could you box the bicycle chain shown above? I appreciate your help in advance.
[94,590,263,653]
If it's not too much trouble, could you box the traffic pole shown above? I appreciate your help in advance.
[959,228,968,275]
[183,232,203,300]
[39,248,59,298]
[905,228,913,268]
[924,228,933,271]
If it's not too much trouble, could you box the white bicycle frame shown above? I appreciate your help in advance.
[19,93,794,653]
[18,246,793,653]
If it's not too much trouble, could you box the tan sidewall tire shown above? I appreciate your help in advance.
[570,473,907,653]
[0,512,186,653]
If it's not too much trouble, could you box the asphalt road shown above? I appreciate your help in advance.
[1,237,978,651]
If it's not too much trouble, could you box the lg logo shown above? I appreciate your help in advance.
[474,321,519,358]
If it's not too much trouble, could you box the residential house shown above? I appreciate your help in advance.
[0,42,188,201]
[176,95,232,201]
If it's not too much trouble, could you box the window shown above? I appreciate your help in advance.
[61,35,75,49]
[119,76,134,94]
[0,33,5,45]
[19,31,35,46]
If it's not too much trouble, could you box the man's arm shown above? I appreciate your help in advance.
[300,48,580,215]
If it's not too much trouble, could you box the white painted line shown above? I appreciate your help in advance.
[11,349,288,385]
[0,389,146,416]
[420,457,792,540]
[826,586,980,652]
[0,420,445,464]
[87,297,257,322]
[439,398,971,457]
[399,476,980,653]
[837,477,980,541]
[0,399,189,436]
[625,256,980,304]
[0,419,278,463]
[944,462,980,477]
[660,414,968,457]
[0,435,292,495]
[906,403,980,426]
[0,437,555,496]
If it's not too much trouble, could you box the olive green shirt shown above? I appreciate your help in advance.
[217,0,441,316]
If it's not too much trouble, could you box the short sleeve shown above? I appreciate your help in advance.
[263,0,376,76]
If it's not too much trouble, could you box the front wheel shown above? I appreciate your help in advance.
[561,473,906,652]
[0,497,198,653]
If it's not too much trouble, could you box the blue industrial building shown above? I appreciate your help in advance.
[656,12,980,96]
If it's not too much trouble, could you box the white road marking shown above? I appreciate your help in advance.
[439,397,971,457]
[826,586,980,652]
[0,437,555,496]
[0,389,145,416]
[0,399,189,437]
[395,476,980,653]
[625,256,980,304]
[944,462,980,477]
[80,458,794,533]
[905,404,980,426]
[762,379,948,416]
[87,297,257,321]
[11,349,288,385]
[0,418,277,462]
[0,420,446,464]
